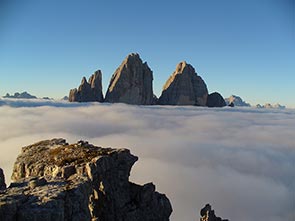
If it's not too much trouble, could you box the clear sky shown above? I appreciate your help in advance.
[0,0,294,106]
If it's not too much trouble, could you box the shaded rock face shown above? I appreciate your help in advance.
[158,61,208,106]
[105,53,154,105]
[200,204,229,221]
[69,70,103,102]
[206,92,226,107]
[0,139,172,221]
[0,168,5,190]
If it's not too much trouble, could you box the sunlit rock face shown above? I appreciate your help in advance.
[159,61,208,106]
[69,70,103,102]
[200,204,229,221]
[206,92,226,107]
[0,139,172,221]
[105,53,154,105]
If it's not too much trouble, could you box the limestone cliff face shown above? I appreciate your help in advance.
[105,53,154,105]
[158,61,208,106]
[69,70,103,102]
[200,204,229,221]
[0,139,172,221]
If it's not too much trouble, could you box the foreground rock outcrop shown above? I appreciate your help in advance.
[200,204,229,221]
[0,168,5,190]
[206,92,226,108]
[69,70,103,102]
[0,139,172,221]
[158,61,208,106]
[105,53,154,105]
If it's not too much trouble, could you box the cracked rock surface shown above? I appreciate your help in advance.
[0,139,172,221]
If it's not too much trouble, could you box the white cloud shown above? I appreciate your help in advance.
[0,98,294,221]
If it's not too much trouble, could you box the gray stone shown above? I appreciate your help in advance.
[105,53,154,105]
[1,139,172,221]
[0,168,6,190]
[206,92,226,107]
[69,70,103,102]
[158,61,208,106]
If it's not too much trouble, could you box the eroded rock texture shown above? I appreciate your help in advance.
[0,139,172,221]
[69,70,103,102]
[105,53,154,105]
[158,61,208,106]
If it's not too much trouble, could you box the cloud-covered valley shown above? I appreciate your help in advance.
[0,98,294,221]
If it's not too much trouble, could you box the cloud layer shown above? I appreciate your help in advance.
[0,98,294,221]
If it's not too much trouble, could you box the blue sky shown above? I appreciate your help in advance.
[0,0,294,106]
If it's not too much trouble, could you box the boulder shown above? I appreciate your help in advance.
[200,204,229,221]
[0,168,6,190]
[105,53,154,105]
[0,139,172,221]
[158,61,208,106]
[69,70,103,102]
[206,92,226,107]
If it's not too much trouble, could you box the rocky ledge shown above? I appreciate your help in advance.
[0,139,172,221]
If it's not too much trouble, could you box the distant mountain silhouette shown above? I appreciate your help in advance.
[256,103,286,109]
[3,92,37,99]
[225,95,250,107]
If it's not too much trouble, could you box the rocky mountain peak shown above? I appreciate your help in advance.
[3,92,37,99]
[225,95,250,107]
[159,61,208,105]
[105,53,154,105]
[69,70,103,102]
[89,70,102,89]
[175,61,195,75]
[125,52,140,62]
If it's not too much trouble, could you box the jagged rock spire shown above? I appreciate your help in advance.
[159,61,208,106]
[105,53,154,105]
[69,70,103,102]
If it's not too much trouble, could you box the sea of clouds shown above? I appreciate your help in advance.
[0,98,294,221]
